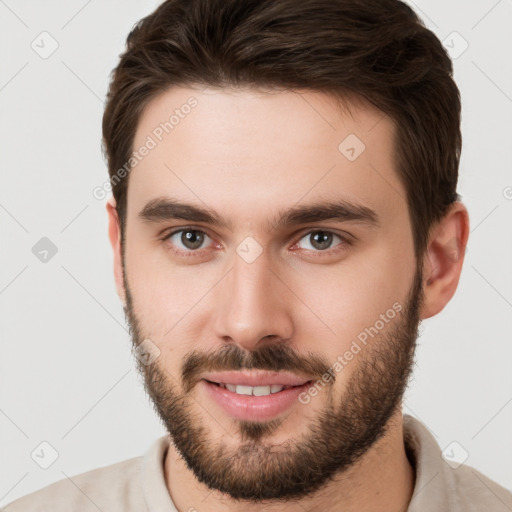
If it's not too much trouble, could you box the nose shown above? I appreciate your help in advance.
[212,247,294,350]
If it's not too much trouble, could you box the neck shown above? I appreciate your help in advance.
[164,408,415,512]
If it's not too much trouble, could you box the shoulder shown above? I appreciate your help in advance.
[2,455,146,512]
[403,414,512,511]
[449,461,512,510]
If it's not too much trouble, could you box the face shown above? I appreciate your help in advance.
[119,86,425,501]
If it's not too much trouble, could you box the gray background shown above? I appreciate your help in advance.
[1,0,511,505]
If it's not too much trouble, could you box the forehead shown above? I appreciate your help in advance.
[127,86,406,227]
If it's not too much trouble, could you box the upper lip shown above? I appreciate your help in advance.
[202,371,313,387]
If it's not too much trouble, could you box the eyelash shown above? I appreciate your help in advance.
[158,227,353,258]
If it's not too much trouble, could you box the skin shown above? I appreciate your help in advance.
[106,86,469,511]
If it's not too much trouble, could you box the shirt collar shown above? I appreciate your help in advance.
[403,413,456,512]
[141,433,178,512]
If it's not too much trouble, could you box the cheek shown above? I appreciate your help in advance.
[124,236,225,343]
[292,246,412,361]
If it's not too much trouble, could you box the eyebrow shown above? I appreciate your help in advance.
[138,196,379,231]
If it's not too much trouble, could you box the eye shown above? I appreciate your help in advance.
[294,230,350,253]
[159,227,351,259]
[162,228,213,254]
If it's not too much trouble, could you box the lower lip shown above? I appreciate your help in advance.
[202,379,312,422]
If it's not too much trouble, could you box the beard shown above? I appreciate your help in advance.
[122,259,424,502]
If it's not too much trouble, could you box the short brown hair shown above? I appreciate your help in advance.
[102,0,462,260]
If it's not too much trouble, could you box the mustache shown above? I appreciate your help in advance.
[181,342,333,393]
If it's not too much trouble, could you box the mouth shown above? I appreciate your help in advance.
[201,375,314,422]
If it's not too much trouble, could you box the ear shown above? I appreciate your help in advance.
[106,197,126,306]
[420,201,470,320]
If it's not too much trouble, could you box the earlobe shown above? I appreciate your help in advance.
[420,202,470,320]
[106,197,127,306]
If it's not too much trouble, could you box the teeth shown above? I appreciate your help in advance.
[221,383,286,395]
[253,385,271,396]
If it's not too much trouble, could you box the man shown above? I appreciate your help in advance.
[5,0,511,510]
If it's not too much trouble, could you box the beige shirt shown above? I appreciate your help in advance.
[4,414,511,511]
